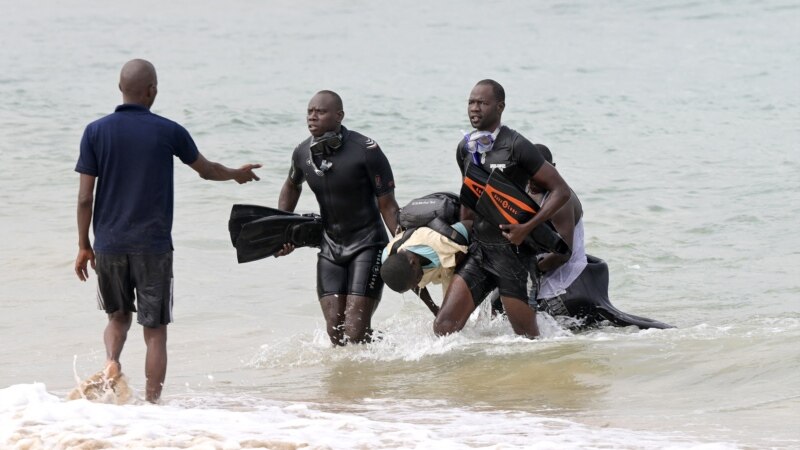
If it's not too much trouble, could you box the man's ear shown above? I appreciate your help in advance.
[337,110,345,124]
[497,101,505,115]
[405,251,417,267]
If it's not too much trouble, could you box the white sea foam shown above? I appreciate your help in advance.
[249,307,583,368]
[0,383,733,450]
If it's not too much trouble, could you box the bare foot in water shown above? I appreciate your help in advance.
[68,360,131,404]
[104,361,121,379]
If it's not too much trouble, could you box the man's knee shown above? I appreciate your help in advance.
[343,308,371,343]
[108,310,132,322]
[107,311,132,333]
[502,297,539,338]
[343,322,369,343]
[143,324,167,345]
[433,276,473,336]
[433,316,462,336]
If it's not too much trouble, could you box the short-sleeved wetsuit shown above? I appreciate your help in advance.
[455,125,547,303]
[75,104,199,327]
[287,126,395,299]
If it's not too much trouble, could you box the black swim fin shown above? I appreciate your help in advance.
[475,169,571,256]
[538,255,674,330]
[459,162,490,211]
[229,204,294,246]
[234,213,323,263]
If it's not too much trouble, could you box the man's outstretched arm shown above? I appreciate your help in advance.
[189,153,261,183]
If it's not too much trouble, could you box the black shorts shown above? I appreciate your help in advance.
[316,246,384,299]
[455,241,532,305]
[95,252,173,328]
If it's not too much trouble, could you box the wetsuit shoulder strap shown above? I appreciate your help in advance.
[389,220,467,257]
[426,216,469,246]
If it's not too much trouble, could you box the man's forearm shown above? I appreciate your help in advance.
[77,202,93,249]
[378,193,400,236]
[278,179,301,212]
[199,161,235,181]
[537,252,569,273]
[522,187,570,236]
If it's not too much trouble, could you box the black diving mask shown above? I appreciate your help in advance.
[310,131,343,157]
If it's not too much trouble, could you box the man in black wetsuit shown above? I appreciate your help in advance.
[277,90,400,346]
[433,79,573,338]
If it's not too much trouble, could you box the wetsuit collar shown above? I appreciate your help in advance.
[338,125,349,140]
[487,123,503,140]
[310,125,348,141]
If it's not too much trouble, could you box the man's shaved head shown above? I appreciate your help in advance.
[315,90,343,112]
[475,79,505,103]
[119,59,158,108]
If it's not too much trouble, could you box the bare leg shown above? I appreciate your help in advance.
[104,310,132,371]
[501,296,539,338]
[343,295,378,344]
[143,324,168,403]
[320,294,347,346]
[433,275,477,336]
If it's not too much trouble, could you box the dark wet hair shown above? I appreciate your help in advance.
[380,253,414,293]
[475,79,505,103]
[316,90,343,111]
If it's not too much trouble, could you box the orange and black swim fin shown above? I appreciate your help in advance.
[459,162,490,211]
[475,169,571,256]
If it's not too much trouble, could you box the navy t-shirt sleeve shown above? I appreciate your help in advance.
[364,141,395,197]
[172,124,199,165]
[515,137,546,176]
[75,124,98,176]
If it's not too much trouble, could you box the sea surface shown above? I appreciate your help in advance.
[1,0,798,448]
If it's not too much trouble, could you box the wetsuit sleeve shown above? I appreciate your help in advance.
[173,124,200,165]
[515,138,546,176]
[288,145,305,185]
[456,141,467,175]
[75,125,98,176]
[364,143,395,197]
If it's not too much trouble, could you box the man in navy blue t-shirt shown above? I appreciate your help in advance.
[74,59,260,403]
